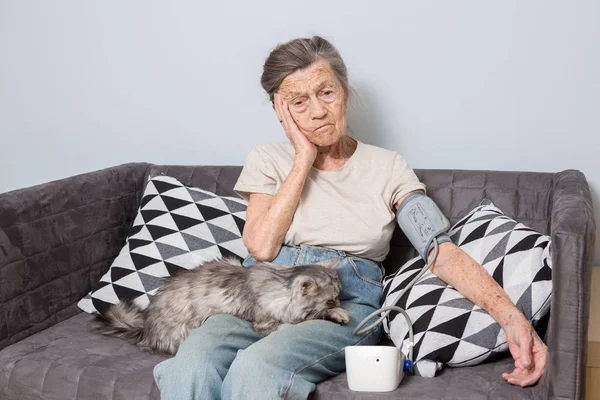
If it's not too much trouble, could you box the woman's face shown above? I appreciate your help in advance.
[277,60,348,147]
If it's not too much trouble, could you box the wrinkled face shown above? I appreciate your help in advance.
[278,60,348,147]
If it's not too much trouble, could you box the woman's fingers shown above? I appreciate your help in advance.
[280,94,294,124]
[273,93,284,124]
[502,366,525,385]
[276,93,301,138]
[502,362,545,387]
[502,340,548,387]
[273,92,316,162]
[278,93,299,133]
[274,93,296,136]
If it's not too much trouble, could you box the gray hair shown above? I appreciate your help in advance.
[261,36,351,103]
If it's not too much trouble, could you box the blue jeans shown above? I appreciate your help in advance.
[153,245,384,400]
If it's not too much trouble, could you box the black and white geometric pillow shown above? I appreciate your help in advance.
[382,200,552,376]
[77,175,249,315]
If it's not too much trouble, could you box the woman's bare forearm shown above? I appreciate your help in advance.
[429,243,527,329]
[243,157,312,261]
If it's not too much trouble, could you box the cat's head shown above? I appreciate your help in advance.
[289,258,343,321]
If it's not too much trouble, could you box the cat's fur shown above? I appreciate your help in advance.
[91,257,349,355]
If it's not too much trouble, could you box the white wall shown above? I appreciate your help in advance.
[1,1,598,264]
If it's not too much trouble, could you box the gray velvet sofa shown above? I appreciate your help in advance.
[0,163,595,400]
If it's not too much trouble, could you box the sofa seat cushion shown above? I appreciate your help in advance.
[313,348,539,400]
[0,313,166,400]
[1,313,541,400]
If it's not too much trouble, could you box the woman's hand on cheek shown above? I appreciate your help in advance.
[274,93,317,165]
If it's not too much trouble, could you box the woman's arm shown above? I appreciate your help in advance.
[243,93,317,261]
[428,243,525,329]
[243,158,312,261]
[426,241,547,387]
[395,191,547,387]
[394,190,523,327]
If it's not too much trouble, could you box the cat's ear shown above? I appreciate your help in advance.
[314,257,340,269]
[300,279,318,296]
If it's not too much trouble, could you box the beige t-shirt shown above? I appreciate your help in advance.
[233,140,426,262]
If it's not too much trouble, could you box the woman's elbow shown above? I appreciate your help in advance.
[248,249,277,262]
[250,248,277,262]
[428,241,460,273]
[243,235,278,262]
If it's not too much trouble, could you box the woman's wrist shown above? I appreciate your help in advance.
[487,296,529,330]
[293,153,315,171]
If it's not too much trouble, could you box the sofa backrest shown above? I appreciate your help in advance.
[146,165,555,274]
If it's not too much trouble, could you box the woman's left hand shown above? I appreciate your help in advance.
[502,318,548,387]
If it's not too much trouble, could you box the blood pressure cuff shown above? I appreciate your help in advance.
[395,192,453,261]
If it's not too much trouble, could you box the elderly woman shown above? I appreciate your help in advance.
[153,36,548,400]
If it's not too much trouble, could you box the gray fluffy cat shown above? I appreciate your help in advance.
[92,257,349,355]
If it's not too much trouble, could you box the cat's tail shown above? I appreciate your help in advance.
[91,301,146,345]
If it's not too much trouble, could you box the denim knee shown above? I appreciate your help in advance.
[153,339,221,390]
[154,314,247,399]
[223,347,289,400]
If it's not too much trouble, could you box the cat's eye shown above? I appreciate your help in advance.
[326,300,336,306]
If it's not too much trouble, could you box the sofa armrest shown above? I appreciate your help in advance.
[0,163,150,350]
[537,169,596,400]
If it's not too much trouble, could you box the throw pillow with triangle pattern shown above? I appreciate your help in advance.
[77,175,249,315]
[382,199,552,376]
